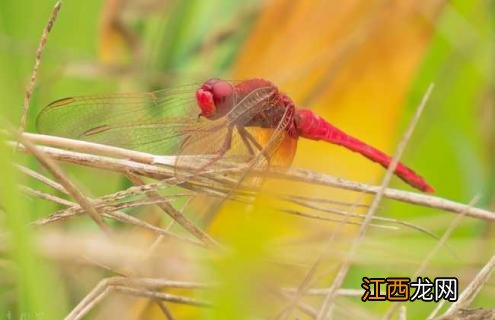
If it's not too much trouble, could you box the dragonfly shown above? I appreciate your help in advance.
[36,78,434,193]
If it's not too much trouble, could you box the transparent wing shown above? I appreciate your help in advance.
[36,86,201,154]
[37,83,297,182]
[175,85,280,171]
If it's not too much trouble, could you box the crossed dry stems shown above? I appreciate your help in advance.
[12,130,495,319]
[6,1,495,319]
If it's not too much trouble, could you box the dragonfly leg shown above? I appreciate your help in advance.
[237,126,271,163]
[237,126,256,156]
[198,125,234,171]
[237,126,263,151]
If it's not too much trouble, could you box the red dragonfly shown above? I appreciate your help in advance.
[37,78,434,192]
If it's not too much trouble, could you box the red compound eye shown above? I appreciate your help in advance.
[196,79,234,119]
[196,88,215,117]
[212,81,233,103]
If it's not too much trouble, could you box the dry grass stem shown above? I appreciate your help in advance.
[384,195,480,319]
[66,277,210,320]
[442,251,495,317]
[16,132,110,233]
[33,198,203,247]
[20,185,75,207]
[286,288,366,297]
[12,137,495,222]
[399,305,407,320]
[278,208,398,231]
[280,194,369,208]
[156,302,175,320]
[269,167,495,221]
[17,164,68,194]
[112,286,211,307]
[24,132,155,164]
[18,1,62,133]
[277,291,318,318]
[276,195,365,319]
[105,210,202,247]
[316,84,434,319]
[36,198,172,224]
[427,300,447,320]
[126,174,220,249]
[286,198,439,239]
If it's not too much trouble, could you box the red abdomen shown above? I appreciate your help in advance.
[294,109,434,193]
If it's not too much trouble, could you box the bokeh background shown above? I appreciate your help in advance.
[0,0,494,319]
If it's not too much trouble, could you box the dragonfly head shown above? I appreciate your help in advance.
[196,79,234,120]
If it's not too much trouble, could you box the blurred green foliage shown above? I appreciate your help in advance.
[401,0,494,203]
[0,0,253,317]
[386,0,495,317]
[0,0,494,319]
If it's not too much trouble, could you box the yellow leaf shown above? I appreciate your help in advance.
[232,0,444,199]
